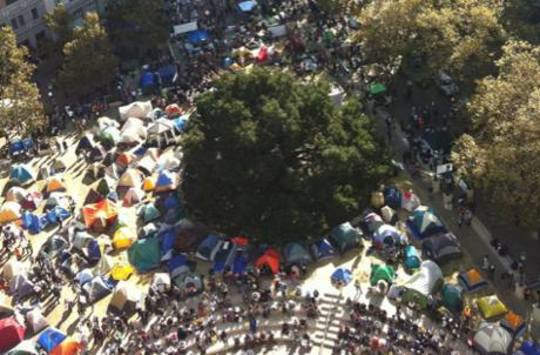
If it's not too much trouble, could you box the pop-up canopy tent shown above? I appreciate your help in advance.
[329,222,363,253]
[118,101,152,121]
[310,238,336,261]
[407,206,446,239]
[473,323,512,355]
[0,316,26,352]
[282,242,313,268]
[128,237,161,272]
[401,260,443,309]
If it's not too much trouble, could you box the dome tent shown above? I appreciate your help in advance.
[254,248,280,274]
[407,206,446,239]
[473,323,512,355]
[282,242,313,268]
[37,327,66,353]
[310,238,336,261]
[9,164,35,186]
[401,260,443,309]
[370,263,396,286]
[128,237,161,272]
[458,268,487,292]
[329,222,363,253]
[0,202,22,224]
[82,200,118,232]
[421,232,462,264]
[372,224,406,250]
[108,281,141,314]
[441,284,464,314]
[5,186,26,202]
[0,316,26,352]
[477,295,508,319]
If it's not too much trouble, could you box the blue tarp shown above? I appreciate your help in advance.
[38,327,66,352]
[140,71,156,89]
[383,186,402,210]
[22,211,41,234]
[331,268,352,285]
[186,30,210,45]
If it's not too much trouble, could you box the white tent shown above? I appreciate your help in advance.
[401,190,421,212]
[137,156,158,176]
[26,308,49,334]
[118,101,153,121]
[97,116,120,130]
[109,281,142,313]
[402,260,442,298]
[148,118,175,135]
[6,340,39,355]
[152,272,171,291]
[2,259,26,281]
[94,254,114,275]
[473,323,513,355]
[123,187,145,207]
[373,224,406,248]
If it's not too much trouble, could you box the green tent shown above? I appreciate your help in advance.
[441,284,464,314]
[138,203,161,224]
[369,82,387,95]
[128,237,160,272]
[96,177,115,197]
[370,264,396,286]
[330,222,362,253]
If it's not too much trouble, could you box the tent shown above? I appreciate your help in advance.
[381,205,396,223]
[0,300,14,319]
[52,159,67,172]
[21,191,42,211]
[76,133,96,153]
[441,284,464,314]
[88,144,107,162]
[108,281,141,314]
[3,259,26,280]
[82,199,118,231]
[84,188,104,205]
[403,245,421,269]
[157,64,177,86]
[282,242,313,267]
[94,254,114,276]
[165,104,182,118]
[118,101,152,120]
[369,82,387,95]
[142,176,156,191]
[152,273,171,292]
[458,268,487,292]
[123,187,144,207]
[119,129,144,146]
[329,222,363,253]
[75,269,94,285]
[0,316,26,352]
[517,341,540,355]
[372,224,406,249]
[477,295,508,319]
[37,328,66,353]
[9,274,34,299]
[172,114,189,132]
[232,252,248,275]
[195,234,222,261]
[331,267,352,286]
[9,164,35,186]
[45,207,70,225]
[138,203,161,223]
[112,226,136,250]
[473,323,513,355]
[370,264,396,286]
[401,190,421,212]
[128,238,161,272]
[154,170,178,192]
[5,340,38,355]
[166,254,190,278]
[40,235,68,258]
[137,157,158,176]
[254,248,280,274]
[96,177,116,197]
[173,271,203,293]
[421,232,462,263]
[50,337,81,355]
[310,238,336,261]
[500,311,526,338]
[401,260,443,309]
[407,206,446,239]
[82,276,114,303]
[118,169,143,188]
[0,202,22,224]
[363,212,384,233]
[186,30,210,45]
[97,116,119,130]
[238,0,257,12]
[6,186,26,202]
[26,309,48,334]
[110,262,134,281]
[383,186,401,209]
[116,152,136,167]
[212,241,237,273]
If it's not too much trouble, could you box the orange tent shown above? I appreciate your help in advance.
[50,337,82,355]
[165,104,182,118]
[82,200,118,231]
[116,152,135,167]
[254,248,280,274]
[46,176,67,193]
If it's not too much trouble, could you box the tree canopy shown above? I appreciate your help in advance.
[452,40,540,228]
[356,0,506,82]
[0,27,46,136]
[44,4,73,52]
[182,69,391,243]
[58,12,119,99]
[105,0,170,60]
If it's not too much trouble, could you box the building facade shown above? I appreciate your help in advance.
[0,0,104,48]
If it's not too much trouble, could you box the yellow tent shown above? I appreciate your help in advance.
[118,169,142,188]
[112,226,136,250]
[0,202,22,224]
[110,262,134,281]
[142,176,156,192]
[477,295,508,319]
[46,176,67,193]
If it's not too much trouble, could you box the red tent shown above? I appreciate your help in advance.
[231,236,249,247]
[256,46,268,63]
[82,199,118,231]
[0,316,26,351]
[255,248,280,274]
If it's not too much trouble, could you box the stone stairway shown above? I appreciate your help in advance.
[311,292,346,353]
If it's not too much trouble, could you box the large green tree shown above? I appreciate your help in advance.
[182,69,391,243]
[58,12,118,99]
[0,27,46,136]
[105,0,169,59]
[452,40,540,228]
[356,0,506,82]
[43,4,73,53]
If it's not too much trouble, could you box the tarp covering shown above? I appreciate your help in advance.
[458,268,487,292]
[407,206,446,239]
[37,327,66,353]
[421,232,461,263]
[329,222,362,253]
[473,323,512,355]
[477,295,508,319]
[310,238,336,261]
[282,242,313,267]
[119,101,152,120]
[0,316,26,352]
[82,200,118,231]
[370,264,396,286]
[128,238,161,272]
[9,164,35,185]
[254,248,280,274]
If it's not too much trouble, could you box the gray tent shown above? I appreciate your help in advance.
[9,274,34,299]
[473,323,513,355]
[82,276,113,304]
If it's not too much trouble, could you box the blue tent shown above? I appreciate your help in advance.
[9,164,34,185]
[160,229,176,255]
[233,252,248,274]
[45,207,71,225]
[38,327,66,352]
[238,0,257,11]
[331,268,352,286]
[157,64,177,85]
[519,341,540,355]
[22,211,42,234]
[186,30,210,45]
[156,170,175,188]
[173,115,189,132]
[383,186,402,210]
[310,238,336,261]
[86,239,101,264]
[213,242,237,273]
[9,139,25,156]
[196,234,222,261]
[407,206,446,239]
[404,245,421,269]
[163,193,181,210]
[167,254,189,278]
[139,71,155,89]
